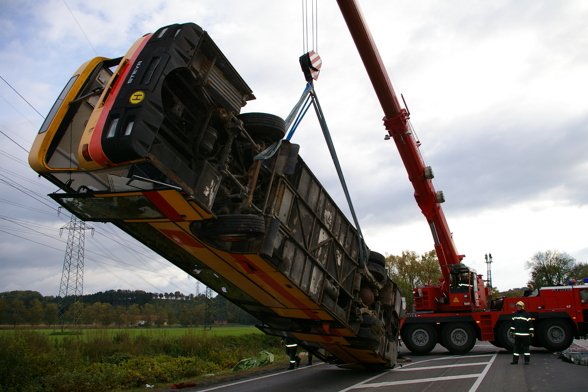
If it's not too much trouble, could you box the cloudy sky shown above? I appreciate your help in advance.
[1,0,587,297]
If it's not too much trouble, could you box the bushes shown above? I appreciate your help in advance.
[0,330,282,392]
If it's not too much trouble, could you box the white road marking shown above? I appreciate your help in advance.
[395,361,489,371]
[195,362,324,392]
[468,352,497,392]
[339,352,499,391]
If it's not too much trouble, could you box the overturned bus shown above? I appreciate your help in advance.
[29,22,404,368]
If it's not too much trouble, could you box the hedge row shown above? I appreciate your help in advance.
[0,330,283,392]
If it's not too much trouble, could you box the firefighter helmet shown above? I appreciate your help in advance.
[516,301,525,308]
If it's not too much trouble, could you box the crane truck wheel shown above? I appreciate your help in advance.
[236,112,286,143]
[539,319,573,352]
[489,340,503,348]
[402,324,437,355]
[496,321,515,352]
[441,323,476,355]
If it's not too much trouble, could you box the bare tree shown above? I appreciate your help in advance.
[525,250,576,288]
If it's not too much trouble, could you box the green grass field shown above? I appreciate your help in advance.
[0,325,262,340]
[0,326,282,392]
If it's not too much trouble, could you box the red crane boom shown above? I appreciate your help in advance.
[336,0,463,287]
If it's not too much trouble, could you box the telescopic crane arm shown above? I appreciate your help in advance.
[336,0,464,285]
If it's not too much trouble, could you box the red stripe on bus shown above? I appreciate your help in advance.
[159,228,203,248]
[231,253,324,322]
[143,191,184,221]
[88,35,152,166]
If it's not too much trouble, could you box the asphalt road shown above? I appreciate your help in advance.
[182,342,588,392]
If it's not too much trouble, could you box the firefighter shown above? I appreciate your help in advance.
[510,301,534,365]
[284,338,301,370]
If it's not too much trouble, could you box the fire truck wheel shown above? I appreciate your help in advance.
[191,215,266,241]
[236,112,286,143]
[489,340,503,348]
[402,324,437,355]
[442,322,476,355]
[539,319,573,352]
[368,251,386,267]
[497,321,515,352]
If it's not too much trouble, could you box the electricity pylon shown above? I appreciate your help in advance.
[204,286,212,329]
[57,215,92,332]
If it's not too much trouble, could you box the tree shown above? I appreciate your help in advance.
[0,298,8,325]
[154,306,167,327]
[25,299,44,326]
[525,250,576,288]
[500,288,524,298]
[141,303,155,326]
[8,299,26,326]
[62,301,84,329]
[96,303,115,327]
[43,303,59,327]
[570,262,588,283]
[113,306,126,327]
[81,302,100,326]
[386,250,442,310]
[125,304,141,327]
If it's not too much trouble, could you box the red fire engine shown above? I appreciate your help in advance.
[336,0,588,355]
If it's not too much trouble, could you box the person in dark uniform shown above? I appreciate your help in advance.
[284,338,301,370]
[510,301,534,365]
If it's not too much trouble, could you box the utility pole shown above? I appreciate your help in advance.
[57,215,92,333]
[485,253,493,290]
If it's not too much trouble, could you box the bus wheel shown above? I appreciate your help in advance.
[442,323,476,355]
[368,251,386,267]
[367,262,387,285]
[539,319,573,352]
[402,324,437,355]
[497,321,515,352]
[191,215,266,241]
[237,112,286,144]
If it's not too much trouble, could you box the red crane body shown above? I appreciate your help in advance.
[336,0,489,312]
[335,1,588,358]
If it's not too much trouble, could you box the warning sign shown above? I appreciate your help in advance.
[129,91,145,104]
[453,297,460,303]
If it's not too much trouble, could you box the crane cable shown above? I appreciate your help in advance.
[302,0,318,53]
[288,2,371,267]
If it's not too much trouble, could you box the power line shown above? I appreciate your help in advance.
[62,0,98,56]
[0,175,65,213]
[0,126,33,153]
[0,167,55,191]
[0,76,45,119]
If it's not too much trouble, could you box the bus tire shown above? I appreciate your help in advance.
[237,112,286,143]
[367,262,387,285]
[442,322,476,355]
[368,251,386,267]
[402,323,437,355]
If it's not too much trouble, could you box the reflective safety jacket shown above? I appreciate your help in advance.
[511,309,534,336]
[285,338,298,348]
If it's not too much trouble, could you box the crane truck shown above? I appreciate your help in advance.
[336,0,588,355]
